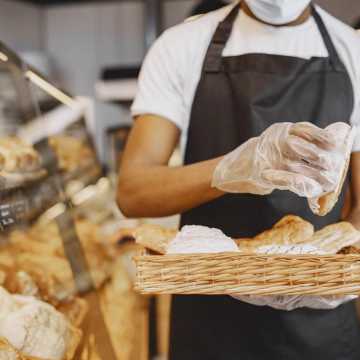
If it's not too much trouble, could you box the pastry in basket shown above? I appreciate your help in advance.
[308,222,360,254]
[337,246,360,255]
[308,124,356,216]
[235,215,314,251]
[116,224,177,254]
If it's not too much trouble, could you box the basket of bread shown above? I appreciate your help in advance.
[132,217,360,299]
[130,218,360,310]
[128,123,360,310]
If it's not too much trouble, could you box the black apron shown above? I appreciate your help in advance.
[170,4,360,360]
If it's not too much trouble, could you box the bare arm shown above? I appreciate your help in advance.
[117,115,224,218]
[344,152,360,229]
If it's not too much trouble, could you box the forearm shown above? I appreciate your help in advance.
[117,157,224,218]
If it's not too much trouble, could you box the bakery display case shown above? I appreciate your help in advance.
[0,42,103,230]
[0,41,148,360]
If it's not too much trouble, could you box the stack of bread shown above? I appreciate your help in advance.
[3,219,113,304]
[0,134,96,188]
[235,216,360,255]
[127,216,360,256]
[0,218,148,360]
[0,286,81,360]
[128,217,360,311]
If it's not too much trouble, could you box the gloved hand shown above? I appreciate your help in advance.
[212,122,348,198]
[231,294,357,311]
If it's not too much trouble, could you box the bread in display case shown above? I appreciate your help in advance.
[0,41,102,229]
[0,42,148,360]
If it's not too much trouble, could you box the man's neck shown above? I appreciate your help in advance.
[241,2,312,27]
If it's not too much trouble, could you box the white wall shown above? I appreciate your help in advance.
[44,1,196,96]
[44,2,146,96]
[316,0,360,25]
[42,0,359,98]
[0,0,43,52]
[43,0,196,160]
[1,0,358,161]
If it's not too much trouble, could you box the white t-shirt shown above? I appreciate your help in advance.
[131,4,360,154]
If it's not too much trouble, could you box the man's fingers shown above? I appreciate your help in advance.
[325,122,350,147]
[284,162,337,193]
[262,169,323,197]
[290,122,337,150]
[285,135,334,171]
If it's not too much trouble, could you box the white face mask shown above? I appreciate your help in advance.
[245,0,312,25]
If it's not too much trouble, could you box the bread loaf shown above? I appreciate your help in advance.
[0,287,81,360]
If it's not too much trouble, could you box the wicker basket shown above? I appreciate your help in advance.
[134,252,360,296]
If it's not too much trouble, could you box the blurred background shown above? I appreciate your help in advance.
[2,0,359,164]
[0,1,359,360]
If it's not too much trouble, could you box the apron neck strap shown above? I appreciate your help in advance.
[204,3,344,73]
[204,3,241,73]
[311,6,343,70]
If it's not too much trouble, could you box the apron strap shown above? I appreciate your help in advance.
[204,3,240,73]
[311,6,343,71]
[204,3,344,73]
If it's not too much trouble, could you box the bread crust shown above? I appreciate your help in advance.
[236,215,314,251]
[308,221,360,253]
[309,126,356,216]
[337,245,360,255]
[133,224,177,254]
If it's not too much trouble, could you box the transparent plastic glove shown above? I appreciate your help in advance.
[212,122,347,198]
[231,294,357,311]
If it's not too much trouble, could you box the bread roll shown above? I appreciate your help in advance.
[308,222,360,253]
[236,215,314,251]
[133,224,177,254]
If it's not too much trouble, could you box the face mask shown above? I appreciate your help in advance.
[245,0,312,25]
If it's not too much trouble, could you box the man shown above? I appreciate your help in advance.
[118,0,360,359]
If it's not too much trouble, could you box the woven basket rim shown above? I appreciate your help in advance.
[134,252,360,261]
[134,252,360,295]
